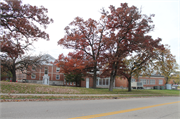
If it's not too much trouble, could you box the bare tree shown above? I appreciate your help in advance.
[1,53,49,82]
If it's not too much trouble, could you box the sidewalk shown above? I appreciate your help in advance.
[0,93,155,96]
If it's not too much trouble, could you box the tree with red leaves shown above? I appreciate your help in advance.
[55,51,89,86]
[0,0,53,82]
[101,3,164,91]
[58,17,107,88]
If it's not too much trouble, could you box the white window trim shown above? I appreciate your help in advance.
[31,73,36,79]
[44,67,48,74]
[159,80,163,85]
[97,78,110,86]
[146,79,149,84]
[132,79,136,82]
[140,79,146,85]
[150,79,156,85]
[56,67,60,72]
[56,75,60,80]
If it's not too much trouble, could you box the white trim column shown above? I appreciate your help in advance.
[43,74,49,85]
[86,78,89,88]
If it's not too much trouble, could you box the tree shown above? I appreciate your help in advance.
[58,17,107,88]
[101,3,163,91]
[64,73,84,87]
[1,54,50,82]
[120,37,164,91]
[55,51,88,87]
[170,71,180,84]
[154,47,178,85]
[1,65,12,80]
[0,0,53,82]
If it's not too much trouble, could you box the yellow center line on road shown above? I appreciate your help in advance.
[69,101,180,119]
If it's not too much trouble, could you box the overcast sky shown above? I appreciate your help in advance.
[23,0,179,64]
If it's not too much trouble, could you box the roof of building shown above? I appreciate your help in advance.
[41,54,56,66]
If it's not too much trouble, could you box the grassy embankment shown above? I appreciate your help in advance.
[0,82,179,101]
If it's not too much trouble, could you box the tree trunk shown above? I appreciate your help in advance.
[128,77,132,91]
[165,77,168,84]
[92,63,97,89]
[12,67,16,82]
[109,62,118,91]
[109,75,114,91]
[92,70,97,88]
[164,77,168,89]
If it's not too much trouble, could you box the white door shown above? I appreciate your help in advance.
[44,78,47,85]
[43,75,49,85]
[86,78,89,88]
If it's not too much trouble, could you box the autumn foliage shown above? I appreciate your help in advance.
[99,3,164,91]
[58,3,165,91]
[0,0,53,57]
[153,47,178,84]
[55,51,89,86]
[58,16,108,88]
[0,0,53,82]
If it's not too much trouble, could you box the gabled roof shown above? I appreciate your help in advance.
[41,54,56,66]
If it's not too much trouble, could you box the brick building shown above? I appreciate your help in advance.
[16,54,64,85]
[64,75,165,89]
[16,54,165,89]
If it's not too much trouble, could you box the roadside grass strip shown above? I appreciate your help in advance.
[69,101,180,119]
[1,81,180,95]
[1,95,178,102]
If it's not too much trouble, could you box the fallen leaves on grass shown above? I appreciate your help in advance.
[1,82,80,94]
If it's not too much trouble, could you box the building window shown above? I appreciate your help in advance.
[45,67,48,74]
[70,82,72,85]
[73,82,76,85]
[64,79,66,84]
[56,67,60,72]
[132,79,136,82]
[32,67,36,71]
[67,82,69,85]
[31,73,36,79]
[159,80,163,85]
[103,79,106,85]
[99,79,103,85]
[106,79,109,85]
[146,79,149,84]
[56,75,60,80]
[97,78,109,86]
[150,79,156,85]
[140,79,146,85]
[96,79,98,85]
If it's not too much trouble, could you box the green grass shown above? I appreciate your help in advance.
[1,81,180,96]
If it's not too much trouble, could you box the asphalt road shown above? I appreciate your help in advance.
[1,97,180,119]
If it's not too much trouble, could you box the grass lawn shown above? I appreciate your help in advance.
[0,81,179,101]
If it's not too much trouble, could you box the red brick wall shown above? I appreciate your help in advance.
[137,76,165,87]
[60,74,64,81]
[89,77,93,88]
[25,65,63,81]
[80,77,93,88]
[115,77,128,87]
[81,80,86,87]
[114,76,165,88]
